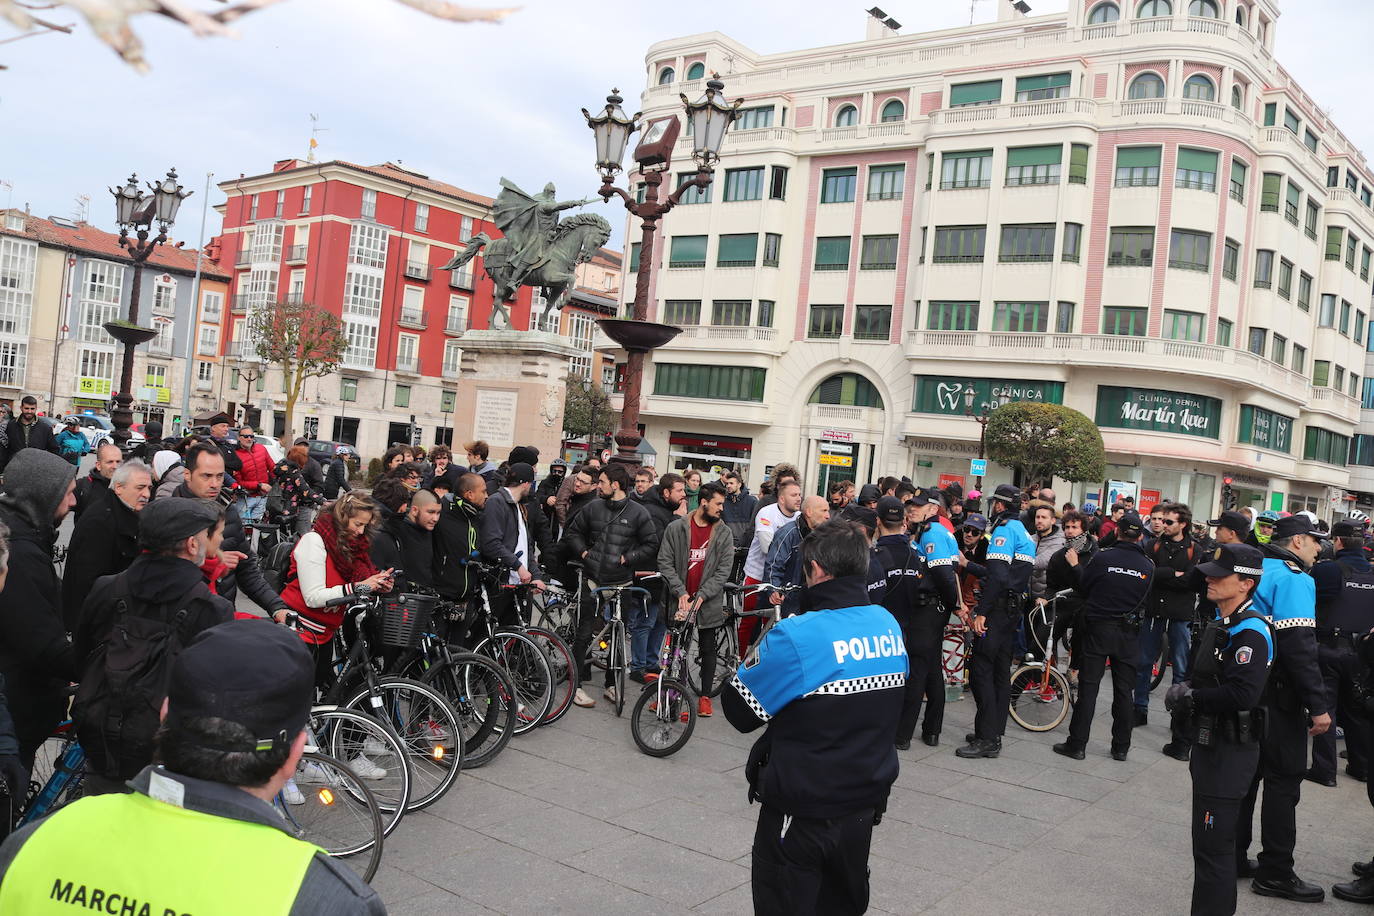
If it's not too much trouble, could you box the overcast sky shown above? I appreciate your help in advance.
[3,0,1371,252]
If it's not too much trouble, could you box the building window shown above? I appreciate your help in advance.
[949,79,1001,107]
[1271,333,1287,365]
[343,270,383,318]
[442,341,462,377]
[736,105,774,130]
[446,295,467,333]
[1163,309,1204,341]
[414,203,429,233]
[717,233,758,268]
[1326,227,1344,260]
[1222,238,1240,280]
[1087,2,1120,22]
[808,304,844,339]
[654,363,766,401]
[821,167,857,203]
[711,300,751,327]
[769,166,788,200]
[762,233,781,267]
[757,300,775,328]
[1231,85,1244,110]
[933,226,986,263]
[200,290,223,323]
[1284,181,1302,224]
[879,99,905,121]
[809,373,884,408]
[927,301,979,331]
[854,305,892,341]
[1256,173,1280,213]
[1357,310,1367,342]
[394,384,411,408]
[1362,247,1372,281]
[1341,300,1352,335]
[347,222,389,268]
[1347,234,1360,271]
[1056,301,1076,333]
[151,277,176,316]
[1319,294,1336,327]
[860,235,898,270]
[1115,147,1161,186]
[1176,148,1218,191]
[1102,306,1147,336]
[833,104,858,127]
[867,164,905,200]
[300,185,313,215]
[658,66,675,85]
[1217,318,1233,347]
[1296,272,1312,311]
[1062,223,1082,262]
[1168,229,1210,271]
[1293,344,1306,373]
[1253,250,1273,288]
[340,377,358,402]
[1014,72,1070,102]
[993,301,1048,333]
[1182,75,1216,101]
[1247,327,1267,356]
[361,189,377,220]
[1227,159,1247,202]
[999,224,1056,262]
[1069,144,1090,185]
[342,320,378,369]
[663,300,701,325]
[814,236,851,271]
[1264,103,1277,127]
[686,61,706,80]
[669,173,707,205]
[1305,201,1319,239]
[1304,426,1350,466]
[1283,108,1301,135]
[1137,0,1171,16]
[1304,129,1319,153]
[1277,259,1293,299]
[459,216,474,242]
[1107,227,1154,266]
[1127,73,1166,100]
[941,150,993,189]
[248,195,258,221]
[722,167,763,201]
[628,242,641,272]
[668,235,707,268]
[1006,145,1062,186]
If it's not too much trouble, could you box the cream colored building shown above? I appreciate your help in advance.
[610,0,1373,518]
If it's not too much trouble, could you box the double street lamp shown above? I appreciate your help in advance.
[963,383,997,489]
[106,169,191,448]
[582,76,740,465]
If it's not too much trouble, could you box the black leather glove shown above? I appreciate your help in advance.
[0,753,29,801]
[1164,682,1194,714]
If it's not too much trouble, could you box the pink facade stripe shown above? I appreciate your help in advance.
[1124,61,1171,82]
[1093,73,1109,99]
[794,106,815,128]
[919,92,942,116]
[890,152,921,343]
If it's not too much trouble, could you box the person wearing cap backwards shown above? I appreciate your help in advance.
[956,483,1036,759]
[0,620,386,914]
[70,498,234,794]
[1234,514,1332,903]
[1054,511,1155,763]
[1305,517,1374,787]
[1162,543,1273,916]
[478,462,545,627]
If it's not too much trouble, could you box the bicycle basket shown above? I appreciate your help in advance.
[378,594,437,648]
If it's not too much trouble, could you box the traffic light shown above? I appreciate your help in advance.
[1221,481,1237,511]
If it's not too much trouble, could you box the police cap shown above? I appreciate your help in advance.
[1196,543,1265,578]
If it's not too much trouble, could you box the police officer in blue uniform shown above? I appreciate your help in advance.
[723,519,908,916]
[1164,543,1273,916]
[1055,510,1154,761]
[1306,517,1373,786]
[1333,629,1374,903]
[1239,514,1332,903]
[908,489,965,746]
[957,483,1035,759]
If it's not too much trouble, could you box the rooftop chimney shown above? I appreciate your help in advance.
[865,6,901,39]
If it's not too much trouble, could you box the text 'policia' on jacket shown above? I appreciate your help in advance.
[974,514,1035,616]
[1077,540,1155,620]
[722,576,908,819]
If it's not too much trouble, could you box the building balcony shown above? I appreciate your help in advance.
[441,363,461,380]
[235,252,251,269]
[195,377,213,391]
[659,324,780,354]
[231,295,249,314]
[930,97,1097,132]
[803,403,886,435]
[448,268,474,290]
[404,261,431,281]
[643,393,771,427]
[443,314,467,336]
[285,245,308,264]
[1306,385,1361,423]
[147,342,173,358]
[200,307,221,324]
[226,341,259,361]
[398,308,427,330]
[395,356,421,376]
[197,340,219,357]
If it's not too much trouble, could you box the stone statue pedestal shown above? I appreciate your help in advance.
[449,329,579,461]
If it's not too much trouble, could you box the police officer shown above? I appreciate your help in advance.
[957,483,1035,759]
[1332,629,1374,903]
[907,489,965,746]
[1306,517,1373,786]
[722,520,908,915]
[1055,510,1154,761]
[1164,543,1273,916]
[1239,514,1332,903]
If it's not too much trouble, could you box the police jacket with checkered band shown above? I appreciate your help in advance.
[915,521,963,613]
[1253,545,1329,718]
[722,575,908,819]
[1190,601,1274,718]
[973,514,1035,617]
[1076,540,1155,621]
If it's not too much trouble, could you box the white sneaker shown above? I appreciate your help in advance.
[348,755,388,780]
[604,685,617,704]
[360,737,389,756]
[282,778,305,805]
[297,762,339,786]
[573,688,596,708]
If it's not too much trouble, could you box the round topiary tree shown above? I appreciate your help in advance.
[983,402,1106,489]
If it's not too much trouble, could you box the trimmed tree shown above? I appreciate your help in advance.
[562,376,615,448]
[983,402,1106,488]
[253,300,348,443]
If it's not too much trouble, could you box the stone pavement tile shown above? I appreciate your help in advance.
[1090,781,1192,826]
[993,845,1184,913]
[466,745,588,792]
[539,872,698,916]
[524,770,665,821]
[381,811,492,863]
[936,773,1088,823]
[387,888,497,915]
[869,821,1019,876]
[608,795,758,862]
[1042,807,1152,856]
[560,832,751,908]
[917,739,1045,785]
[891,755,978,796]
[427,774,554,828]
[474,802,637,861]
[403,836,588,910]
[896,792,1054,848]
[366,862,442,906]
[691,880,753,914]
[1019,764,1123,802]
[866,853,963,914]
[662,763,752,814]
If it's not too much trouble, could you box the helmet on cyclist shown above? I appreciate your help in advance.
[1258,510,1280,523]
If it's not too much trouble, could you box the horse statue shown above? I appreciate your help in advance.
[441,179,611,329]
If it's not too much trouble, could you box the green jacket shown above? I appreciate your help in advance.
[657,515,735,628]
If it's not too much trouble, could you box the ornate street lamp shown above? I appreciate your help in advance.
[584,76,741,465]
[963,382,995,488]
[105,167,192,449]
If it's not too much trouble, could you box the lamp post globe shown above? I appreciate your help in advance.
[582,89,639,182]
[110,174,145,231]
[963,383,976,413]
[150,167,190,228]
[680,75,742,168]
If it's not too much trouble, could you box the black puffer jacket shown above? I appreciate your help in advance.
[72,469,111,523]
[434,497,482,600]
[323,457,351,499]
[173,482,287,613]
[1145,534,1200,621]
[61,487,141,629]
[561,495,659,585]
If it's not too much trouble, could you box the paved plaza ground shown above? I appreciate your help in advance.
[370,682,1373,915]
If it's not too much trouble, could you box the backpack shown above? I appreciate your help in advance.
[261,537,297,594]
[73,575,192,781]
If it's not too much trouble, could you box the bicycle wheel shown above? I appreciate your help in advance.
[1150,632,1169,690]
[590,622,611,671]
[942,630,969,683]
[686,624,738,698]
[631,678,696,757]
[308,707,411,838]
[422,652,518,769]
[525,626,575,726]
[611,621,628,717]
[531,589,576,644]
[277,751,382,883]
[20,733,86,825]
[474,630,553,734]
[342,677,463,810]
[1008,664,1071,732]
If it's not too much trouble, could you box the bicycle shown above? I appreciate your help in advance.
[685,583,745,700]
[459,562,556,733]
[18,720,86,826]
[275,749,384,883]
[630,598,700,757]
[306,705,412,838]
[506,580,577,727]
[588,581,650,717]
[942,622,971,701]
[1008,590,1076,732]
[530,561,582,646]
[734,583,800,657]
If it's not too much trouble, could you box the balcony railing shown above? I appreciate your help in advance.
[444,314,467,335]
[197,340,219,356]
[195,377,213,391]
[404,261,431,281]
[448,269,473,289]
[396,356,421,375]
[667,325,778,344]
[442,363,461,380]
[231,295,249,313]
[235,252,251,268]
[285,245,307,264]
[398,308,427,330]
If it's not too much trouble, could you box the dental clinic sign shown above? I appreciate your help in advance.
[1095,386,1221,440]
[1238,405,1293,453]
[914,376,1064,416]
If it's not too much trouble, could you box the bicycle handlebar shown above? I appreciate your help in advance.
[589,584,651,600]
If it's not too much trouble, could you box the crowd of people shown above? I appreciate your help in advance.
[0,407,1368,915]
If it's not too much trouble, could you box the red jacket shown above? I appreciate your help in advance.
[235,441,274,493]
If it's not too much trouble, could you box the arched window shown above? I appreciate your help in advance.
[685,62,706,80]
[1183,75,1216,101]
[657,66,675,85]
[808,373,884,409]
[1235,5,1247,27]
[834,105,858,127]
[1088,2,1120,22]
[1136,0,1171,17]
[1128,73,1166,99]
[880,99,905,122]
[1188,0,1219,17]
[1231,84,1244,110]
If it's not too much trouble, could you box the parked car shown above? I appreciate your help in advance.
[306,439,347,466]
